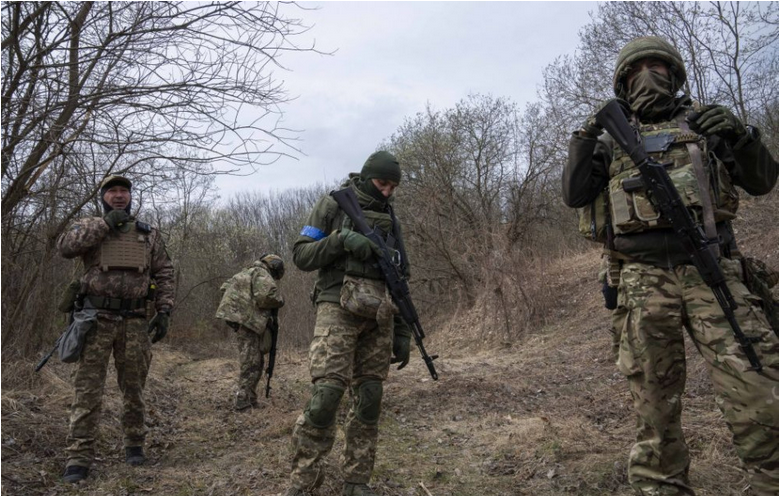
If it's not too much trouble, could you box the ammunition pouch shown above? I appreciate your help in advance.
[340,274,393,319]
[578,188,610,243]
[599,251,622,310]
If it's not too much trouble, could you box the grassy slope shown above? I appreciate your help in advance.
[2,197,777,496]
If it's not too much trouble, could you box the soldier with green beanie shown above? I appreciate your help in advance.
[56,175,175,483]
[563,36,778,495]
[287,151,412,496]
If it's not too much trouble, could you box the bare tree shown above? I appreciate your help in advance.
[542,1,779,147]
[1,1,323,360]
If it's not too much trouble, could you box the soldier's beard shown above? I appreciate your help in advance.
[627,69,677,121]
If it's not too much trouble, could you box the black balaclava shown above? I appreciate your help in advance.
[359,151,401,202]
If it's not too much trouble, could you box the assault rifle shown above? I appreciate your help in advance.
[265,309,279,398]
[595,99,763,373]
[331,187,439,380]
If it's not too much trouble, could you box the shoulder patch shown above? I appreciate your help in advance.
[300,225,327,241]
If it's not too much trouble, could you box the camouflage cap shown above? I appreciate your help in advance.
[614,36,687,98]
[260,254,285,280]
[100,175,132,190]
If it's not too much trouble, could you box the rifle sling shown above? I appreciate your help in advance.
[679,119,720,259]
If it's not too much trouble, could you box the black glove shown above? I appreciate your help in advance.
[580,114,603,138]
[148,309,170,343]
[339,228,380,261]
[688,105,747,144]
[390,333,410,370]
[580,99,626,138]
[104,210,130,231]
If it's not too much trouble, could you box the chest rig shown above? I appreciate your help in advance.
[607,112,739,236]
[98,223,150,272]
[338,206,403,280]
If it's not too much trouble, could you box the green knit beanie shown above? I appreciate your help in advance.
[360,151,401,184]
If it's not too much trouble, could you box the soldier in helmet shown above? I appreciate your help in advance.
[563,36,778,495]
[216,254,285,410]
[286,151,412,496]
[56,175,175,484]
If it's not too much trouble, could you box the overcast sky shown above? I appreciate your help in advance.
[215,1,598,197]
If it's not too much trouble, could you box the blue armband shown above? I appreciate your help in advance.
[300,225,327,241]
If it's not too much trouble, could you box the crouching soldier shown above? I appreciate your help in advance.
[216,254,285,410]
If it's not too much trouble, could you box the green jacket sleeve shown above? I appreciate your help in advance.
[562,132,613,208]
[721,133,779,196]
[292,195,347,272]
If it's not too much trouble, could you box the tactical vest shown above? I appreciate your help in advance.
[607,113,739,235]
[338,207,401,280]
[98,225,149,272]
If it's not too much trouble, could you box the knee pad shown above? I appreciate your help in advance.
[304,382,345,429]
[353,380,383,425]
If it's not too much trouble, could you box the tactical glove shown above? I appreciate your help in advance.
[390,333,410,370]
[580,115,603,138]
[339,228,380,261]
[688,105,747,144]
[104,210,130,231]
[148,309,170,343]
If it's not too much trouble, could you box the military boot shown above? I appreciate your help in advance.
[62,465,89,484]
[125,446,146,466]
[342,482,374,495]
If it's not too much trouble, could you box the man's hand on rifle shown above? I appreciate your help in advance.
[339,228,381,261]
[688,105,747,144]
[391,331,410,370]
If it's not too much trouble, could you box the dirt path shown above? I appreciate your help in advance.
[1,303,750,496]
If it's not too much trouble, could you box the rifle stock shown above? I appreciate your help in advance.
[595,100,763,373]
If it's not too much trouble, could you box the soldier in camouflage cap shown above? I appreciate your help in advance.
[563,37,778,495]
[57,175,175,484]
[216,254,285,410]
[286,151,413,496]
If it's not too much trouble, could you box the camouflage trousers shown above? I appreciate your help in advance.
[290,302,394,489]
[66,314,151,468]
[235,325,271,408]
[614,259,779,496]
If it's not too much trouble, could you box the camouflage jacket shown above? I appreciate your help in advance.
[57,216,175,312]
[215,261,284,334]
[563,97,778,267]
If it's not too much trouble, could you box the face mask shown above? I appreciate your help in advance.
[627,68,676,120]
[361,178,388,203]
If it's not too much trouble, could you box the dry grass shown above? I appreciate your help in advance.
[2,198,776,495]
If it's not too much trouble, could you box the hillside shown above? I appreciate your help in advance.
[3,241,772,496]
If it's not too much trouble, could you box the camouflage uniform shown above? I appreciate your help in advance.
[563,37,779,495]
[215,259,284,408]
[58,211,174,469]
[288,155,411,492]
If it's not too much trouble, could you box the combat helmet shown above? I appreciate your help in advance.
[613,36,687,98]
[260,254,285,280]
